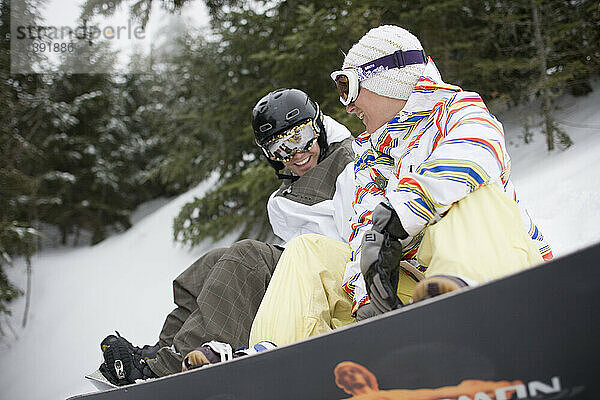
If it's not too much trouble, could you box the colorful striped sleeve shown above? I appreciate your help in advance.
[387,92,510,236]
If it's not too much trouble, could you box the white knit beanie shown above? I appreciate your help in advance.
[343,25,426,100]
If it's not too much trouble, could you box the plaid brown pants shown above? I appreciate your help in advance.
[147,239,283,376]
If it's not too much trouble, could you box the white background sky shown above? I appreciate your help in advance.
[39,0,209,71]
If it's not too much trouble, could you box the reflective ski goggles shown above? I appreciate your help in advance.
[330,49,427,106]
[259,120,319,162]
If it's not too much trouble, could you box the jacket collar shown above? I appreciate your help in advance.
[395,58,462,122]
[367,59,462,151]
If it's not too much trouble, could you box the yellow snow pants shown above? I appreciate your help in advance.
[249,234,354,347]
[250,184,543,346]
[417,183,543,282]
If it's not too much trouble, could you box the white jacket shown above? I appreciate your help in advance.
[267,115,355,244]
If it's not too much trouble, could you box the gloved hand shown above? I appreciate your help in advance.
[358,203,408,319]
[355,302,381,321]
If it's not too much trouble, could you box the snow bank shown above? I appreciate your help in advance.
[0,175,240,399]
[504,85,600,255]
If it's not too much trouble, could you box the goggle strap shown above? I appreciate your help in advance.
[355,49,426,80]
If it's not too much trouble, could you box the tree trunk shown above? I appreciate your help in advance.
[21,255,32,328]
[531,0,554,151]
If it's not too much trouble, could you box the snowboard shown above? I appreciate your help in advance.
[85,370,117,391]
[70,242,600,400]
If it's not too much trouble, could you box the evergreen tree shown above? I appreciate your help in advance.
[79,0,600,247]
[0,0,47,316]
[118,57,174,201]
[172,0,382,243]
[36,39,131,244]
[144,29,226,192]
[529,0,599,149]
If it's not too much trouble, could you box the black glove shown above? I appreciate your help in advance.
[358,203,409,319]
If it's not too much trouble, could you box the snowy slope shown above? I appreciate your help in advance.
[503,86,600,255]
[0,90,599,400]
[0,175,240,400]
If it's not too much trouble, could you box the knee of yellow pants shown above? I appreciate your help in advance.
[417,184,543,284]
[249,234,355,346]
[396,273,417,305]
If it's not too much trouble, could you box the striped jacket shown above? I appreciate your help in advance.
[343,59,553,312]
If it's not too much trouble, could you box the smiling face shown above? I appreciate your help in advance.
[280,141,320,176]
[345,88,407,134]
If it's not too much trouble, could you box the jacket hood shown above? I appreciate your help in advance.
[323,115,352,145]
[395,58,463,122]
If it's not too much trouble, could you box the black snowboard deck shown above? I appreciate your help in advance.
[70,243,599,400]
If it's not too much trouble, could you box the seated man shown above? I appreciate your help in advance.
[247,25,552,348]
[98,88,356,385]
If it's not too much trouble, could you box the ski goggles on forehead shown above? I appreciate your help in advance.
[260,120,319,162]
[330,49,427,106]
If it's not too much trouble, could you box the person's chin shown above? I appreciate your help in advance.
[366,120,385,134]
[292,155,315,175]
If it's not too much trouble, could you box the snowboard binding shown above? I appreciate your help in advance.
[182,340,276,372]
[99,332,158,386]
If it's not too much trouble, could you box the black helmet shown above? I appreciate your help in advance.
[252,88,327,175]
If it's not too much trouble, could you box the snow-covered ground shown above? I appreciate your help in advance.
[1,88,599,400]
[0,175,240,400]
[502,86,600,255]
